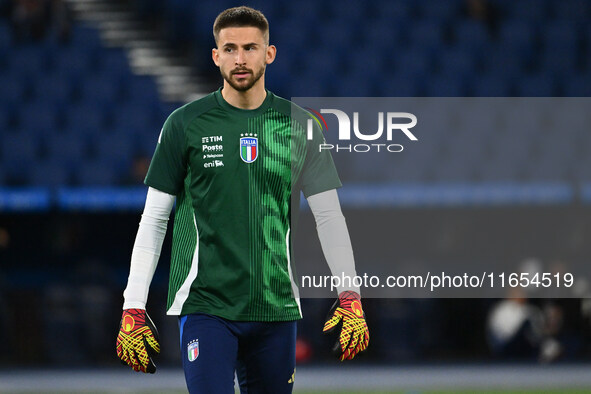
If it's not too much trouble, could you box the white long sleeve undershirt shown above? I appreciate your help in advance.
[307,189,359,295]
[122,187,174,309]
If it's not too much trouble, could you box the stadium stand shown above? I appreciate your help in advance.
[0,0,590,188]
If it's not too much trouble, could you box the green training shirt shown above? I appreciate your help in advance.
[145,88,341,321]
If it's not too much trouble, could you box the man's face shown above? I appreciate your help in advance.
[212,26,276,92]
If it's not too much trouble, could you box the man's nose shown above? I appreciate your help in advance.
[235,49,246,65]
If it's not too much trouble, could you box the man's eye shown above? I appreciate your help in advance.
[225,48,233,53]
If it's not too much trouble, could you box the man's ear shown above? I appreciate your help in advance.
[212,48,219,66]
[266,45,276,65]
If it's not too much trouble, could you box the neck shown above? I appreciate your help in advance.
[221,80,267,110]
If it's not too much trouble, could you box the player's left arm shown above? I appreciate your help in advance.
[307,189,369,361]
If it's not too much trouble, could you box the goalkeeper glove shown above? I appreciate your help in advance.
[323,290,369,361]
[116,309,161,373]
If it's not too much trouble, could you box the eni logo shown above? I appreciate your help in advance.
[123,315,135,332]
[350,300,363,318]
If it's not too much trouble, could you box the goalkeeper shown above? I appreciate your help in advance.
[116,6,368,393]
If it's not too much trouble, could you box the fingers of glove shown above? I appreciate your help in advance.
[116,341,124,361]
[323,309,344,333]
[359,329,370,351]
[127,346,141,370]
[340,330,360,361]
[142,336,157,374]
[144,330,161,355]
[145,313,160,344]
[338,325,354,355]
[346,326,361,354]
[144,357,157,374]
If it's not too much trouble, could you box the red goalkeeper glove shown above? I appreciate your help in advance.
[116,309,161,373]
[323,290,369,361]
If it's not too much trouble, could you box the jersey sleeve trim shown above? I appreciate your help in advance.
[144,179,182,196]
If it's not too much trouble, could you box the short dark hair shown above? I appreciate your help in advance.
[213,6,269,45]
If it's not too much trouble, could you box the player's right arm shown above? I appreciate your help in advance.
[116,186,175,373]
[117,107,187,373]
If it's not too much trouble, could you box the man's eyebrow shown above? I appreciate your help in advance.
[222,42,259,47]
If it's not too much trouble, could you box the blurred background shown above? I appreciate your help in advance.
[2,0,591,392]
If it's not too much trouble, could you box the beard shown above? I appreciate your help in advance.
[221,64,265,92]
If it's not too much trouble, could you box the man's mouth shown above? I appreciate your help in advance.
[232,70,251,78]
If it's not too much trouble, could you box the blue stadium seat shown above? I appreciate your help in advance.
[377,0,413,21]
[562,73,591,96]
[124,76,161,106]
[111,102,159,134]
[483,44,528,80]
[17,101,61,135]
[408,19,444,52]
[99,48,132,80]
[64,103,106,137]
[28,159,71,187]
[543,20,578,51]
[133,128,158,158]
[34,73,75,106]
[498,19,537,53]
[377,75,422,97]
[74,160,119,186]
[272,19,308,56]
[240,0,279,21]
[44,132,90,168]
[92,133,135,172]
[572,158,591,181]
[166,0,200,41]
[507,0,549,23]
[551,0,590,22]
[540,46,578,76]
[333,71,375,96]
[469,74,511,97]
[477,155,526,181]
[328,0,367,22]
[53,47,99,79]
[0,21,11,49]
[362,20,403,50]
[515,73,556,96]
[437,47,477,77]
[0,74,28,107]
[79,72,124,109]
[395,48,433,79]
[425,75,467,97]
[282,0,323,23]
[0,108,9,131]
[453,20,490,52]
[298,48,340,84]
[524,157,570,182]
[8,46,50,78]
[288,73,330,97]
[1,132,41,183]
[316,21,357,51]
[347,47,385,78]
[417,0,462,23]
[70,24,103,52]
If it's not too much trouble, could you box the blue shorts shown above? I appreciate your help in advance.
[179,313,297,394]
